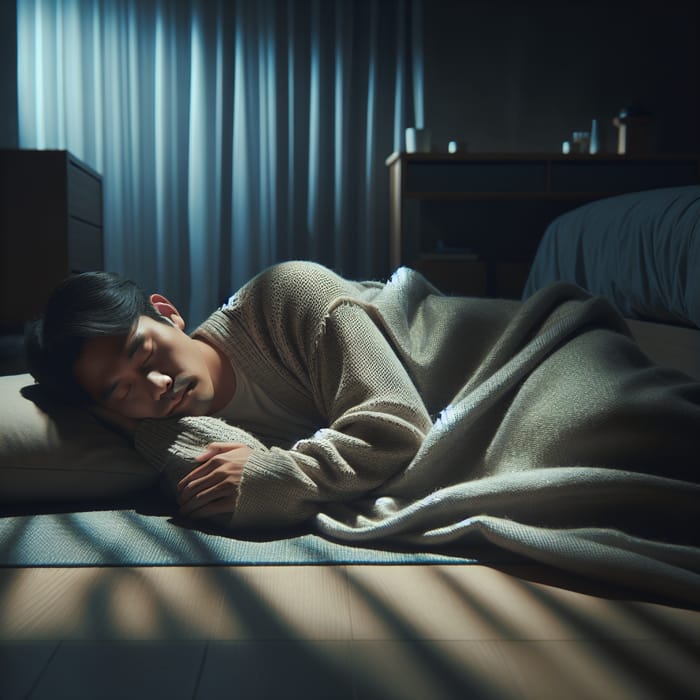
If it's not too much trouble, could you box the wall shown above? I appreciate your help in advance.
[0,1,19,149]
[3,1,698,155]
[422,0,700,154]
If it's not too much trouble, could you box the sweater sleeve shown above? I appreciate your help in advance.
[228,300,432,529]
[134,416,269,497]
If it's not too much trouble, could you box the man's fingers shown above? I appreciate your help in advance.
[195,442,248,461]
[177,467,224,505]
[177,457,245,494]
[177,462,244,510]
[179,479,238,516]
[176,460,216,491]
[175,444,252,519]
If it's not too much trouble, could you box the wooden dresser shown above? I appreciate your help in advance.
[0,149,103,325]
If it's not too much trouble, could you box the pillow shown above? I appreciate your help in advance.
[0,373,158,505]
[523,186,700,328]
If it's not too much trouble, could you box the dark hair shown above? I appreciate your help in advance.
[25,271,167,405]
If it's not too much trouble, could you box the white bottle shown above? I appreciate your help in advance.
[589,119,599,155]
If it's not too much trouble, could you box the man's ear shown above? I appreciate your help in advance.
[149,294,186,330]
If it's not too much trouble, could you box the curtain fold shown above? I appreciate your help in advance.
[17,0,423,325]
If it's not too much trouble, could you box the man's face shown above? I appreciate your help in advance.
[73,315,216,419]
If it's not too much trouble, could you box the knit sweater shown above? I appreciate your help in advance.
[136,261,435,527]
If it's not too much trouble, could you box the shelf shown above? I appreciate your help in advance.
[387,151,700,298]
[385,151,700,166]
[403,191,641,201]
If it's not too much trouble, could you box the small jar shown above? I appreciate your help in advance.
[572,131,590,154]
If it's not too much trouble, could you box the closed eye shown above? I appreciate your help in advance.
[104,381,130,403]
[103,337,154,402]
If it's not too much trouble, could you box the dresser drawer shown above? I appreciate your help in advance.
[69,218,103,272]
[68,159,102,225]
[406,161,547,194]
[550,159,699,193]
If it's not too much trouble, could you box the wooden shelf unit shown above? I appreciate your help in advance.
[387,152,700,298]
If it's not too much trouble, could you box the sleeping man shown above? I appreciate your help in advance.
[25,261,700,603]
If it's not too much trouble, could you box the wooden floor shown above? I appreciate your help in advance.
[1,563,699,699]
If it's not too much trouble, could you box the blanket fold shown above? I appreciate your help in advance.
[312,278,700,606]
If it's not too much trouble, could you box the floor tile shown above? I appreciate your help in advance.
[29,640,206,700]
[0,565,353,641]
[0,568,99,639]
[0,641,59,700]
[346,564,563,641]
[350,640,525,700]
[195,640,354,699]
[499,639,700,700]
[345,564,700,644]
[226,565,352,640]
[346,565,495,641]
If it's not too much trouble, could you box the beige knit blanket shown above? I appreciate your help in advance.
[314,285,700,607]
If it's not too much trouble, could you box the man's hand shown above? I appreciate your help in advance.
[177,442,253,519]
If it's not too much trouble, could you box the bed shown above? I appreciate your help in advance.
[523,185,700,331]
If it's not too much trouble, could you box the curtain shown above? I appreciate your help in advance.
[17,0,424,325]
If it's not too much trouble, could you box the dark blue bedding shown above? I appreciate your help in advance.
[523,186,700,328]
